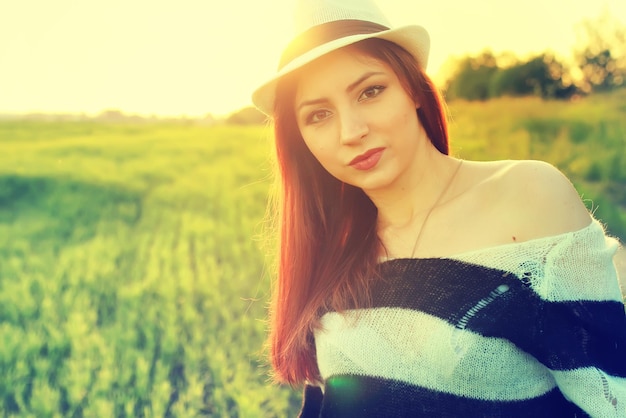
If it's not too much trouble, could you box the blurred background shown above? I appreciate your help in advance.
[1,0,625,416]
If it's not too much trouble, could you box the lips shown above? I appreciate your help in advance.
[349,147,385,171]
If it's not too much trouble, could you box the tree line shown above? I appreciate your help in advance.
[444,12,625,100]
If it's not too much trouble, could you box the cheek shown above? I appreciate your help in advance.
[302,133,348,179]
[301,131,335,164]
[369,97,415,129]
[387,88,417,117]
[394,98,418,125]
[300,138,325,169]
[306,143,334,169]
[301,132,319,155]
[401,108,417,128]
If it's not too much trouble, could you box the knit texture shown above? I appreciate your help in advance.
[301,219,626,417]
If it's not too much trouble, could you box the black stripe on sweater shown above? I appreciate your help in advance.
[363,258,626,375]
[319,374,588,418]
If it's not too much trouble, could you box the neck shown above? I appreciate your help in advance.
[367,146,459,231]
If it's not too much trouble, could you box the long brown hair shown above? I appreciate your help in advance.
[267,37,449,385]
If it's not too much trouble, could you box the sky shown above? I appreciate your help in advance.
[0,0,624,117]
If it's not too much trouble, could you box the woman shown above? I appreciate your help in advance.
[252,0,626,416]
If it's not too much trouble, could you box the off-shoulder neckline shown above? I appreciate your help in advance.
[378,218,604,264]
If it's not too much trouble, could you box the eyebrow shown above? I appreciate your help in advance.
[296,71,385,112]
[347,71,384,93]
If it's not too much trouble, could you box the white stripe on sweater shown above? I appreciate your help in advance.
[316,307,556,401]
[551,368,626,418]
[449,218,621,302]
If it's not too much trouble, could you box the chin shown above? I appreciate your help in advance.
[330,165,398,192]
[353,174,397,192]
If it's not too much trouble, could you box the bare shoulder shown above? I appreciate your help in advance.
[493,160,591,238]
[456,159,591,242]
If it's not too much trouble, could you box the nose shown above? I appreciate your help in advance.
[339,108,368,145]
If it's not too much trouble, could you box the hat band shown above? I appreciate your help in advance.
[278,19,389,70]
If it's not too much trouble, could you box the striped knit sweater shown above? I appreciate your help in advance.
[299,219,626,417]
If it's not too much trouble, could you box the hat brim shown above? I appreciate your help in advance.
[251,25,430,116]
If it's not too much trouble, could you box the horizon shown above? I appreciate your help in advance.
[1,0,624,118]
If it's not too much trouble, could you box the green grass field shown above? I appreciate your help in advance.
[1,91,625,417]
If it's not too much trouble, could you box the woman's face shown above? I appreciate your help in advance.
[294,46,423,192]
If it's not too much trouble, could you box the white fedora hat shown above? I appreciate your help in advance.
[251,0,430,115]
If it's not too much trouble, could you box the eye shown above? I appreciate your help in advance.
[305,109,332,125]
[359,85,386,101]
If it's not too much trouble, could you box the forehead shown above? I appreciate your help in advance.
[294,46,391,96]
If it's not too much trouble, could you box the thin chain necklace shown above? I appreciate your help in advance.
[409,159,464,258]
